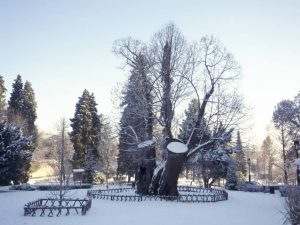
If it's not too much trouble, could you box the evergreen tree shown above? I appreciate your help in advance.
[117,106,139,178]
[23,81,38,144]
[0,75,6,121]
[0,122,33,185]
[117,53,154,180]
[7,76,37,144]
[5,76,36,181]
[179,98,211,147]
[179,99,235,187]
[234,131,247,178]
[70,90,101,170]
[225,157,238,190]
[84,148,97,184]
[7,75,24,125]
[179,98,211,181]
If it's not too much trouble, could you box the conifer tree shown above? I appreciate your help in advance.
[234,131,247,178]
[7,76,37,145]
[0,122,32,185]
[6,75,36,182]
[117,106,139,178]
[225,157,238,190]
[179,98,211,147]
[117,54,154,182]
[7,75,24,125]
[179,98,211,180]
[85,148,97,183]
[70,90,101,171]
[0,76,6,121]
[23,81,38,144]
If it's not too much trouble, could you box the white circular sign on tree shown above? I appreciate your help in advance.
[167,142,188,154]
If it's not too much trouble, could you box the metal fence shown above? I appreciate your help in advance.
[24,198,92,217]
[87,186,228,203]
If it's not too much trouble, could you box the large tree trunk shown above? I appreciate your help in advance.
[136,141,156,195]
[150,139,188,196]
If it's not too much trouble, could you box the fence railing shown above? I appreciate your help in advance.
[87,186,228,203]
[24,198,92,217]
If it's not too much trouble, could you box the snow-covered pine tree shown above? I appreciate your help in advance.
[179,99,211,148]
[117,53,155,187]
[70,90,101,174]
[117,106,139,180]
[23,81,38,145]
[85,147,97,184]
[7,76,37,144]
[178,98,211,179]
[0,75,6,121]
[194,123,233,188]
[225,157,238,190]
[234,131,247,180]
[0,122,33,185]
[7,75,24,125]
[178,99,235,188]
[5,76,37,182]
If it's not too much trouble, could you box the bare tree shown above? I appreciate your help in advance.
[97,116,118,186]
[48,118,74,204]
[150,34,241,195]
[114,23,245,196]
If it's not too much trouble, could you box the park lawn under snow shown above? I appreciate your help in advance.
[0,185,285,225]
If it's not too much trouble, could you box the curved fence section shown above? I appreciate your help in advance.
[87,186,228,203]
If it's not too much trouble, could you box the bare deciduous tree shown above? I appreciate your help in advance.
[113,22,246,196]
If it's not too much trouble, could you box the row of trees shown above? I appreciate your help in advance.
[69,89,117,184]
[114,22,249,195]
[253,93,300,185]
[0,75,37,185]
[0,23,252,191]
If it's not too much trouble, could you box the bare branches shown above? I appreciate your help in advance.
[112,37,148,70]
[113,23,247,166]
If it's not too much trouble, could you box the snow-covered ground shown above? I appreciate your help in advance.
[0,185,286,225]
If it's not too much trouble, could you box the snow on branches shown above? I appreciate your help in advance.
[0,122,33,185]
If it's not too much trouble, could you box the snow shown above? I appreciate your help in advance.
[152,161,165,177]
[0,184,285,225]
[73,169,85,173]
[137,140,155,149]
[167,142,188,153]
[295,158,300,166]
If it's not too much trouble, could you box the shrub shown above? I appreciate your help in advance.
[239,181,264,192]
[282,186,300,225]
[93,172,105,184]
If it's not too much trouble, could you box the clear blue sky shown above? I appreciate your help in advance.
[1,0,300,142]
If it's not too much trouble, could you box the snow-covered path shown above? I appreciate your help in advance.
[0,186,285,225]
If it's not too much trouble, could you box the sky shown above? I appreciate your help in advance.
[0,0,300,143]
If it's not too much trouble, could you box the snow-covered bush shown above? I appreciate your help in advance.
[282,186,300,225]
[239,182,264,192]
[0,122,33,185]
[9,183,35,191]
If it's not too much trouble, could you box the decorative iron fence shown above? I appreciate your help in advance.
[87,185,228,203]
[24,198,92,217]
